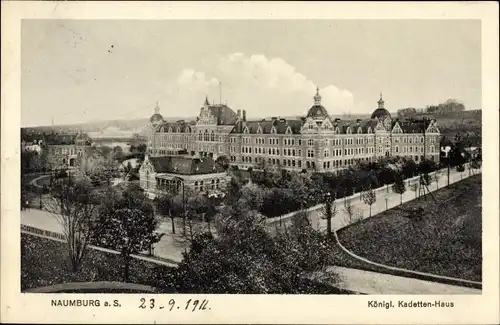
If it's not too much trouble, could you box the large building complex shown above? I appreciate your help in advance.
[147,89,441,173]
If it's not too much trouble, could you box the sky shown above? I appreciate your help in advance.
[21,19,481,127]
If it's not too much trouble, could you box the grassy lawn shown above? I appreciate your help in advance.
[21,233,176,292]
[332,174,482,282]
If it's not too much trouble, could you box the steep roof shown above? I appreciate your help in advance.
[230,119,303,134]
[148,156,225,175]
[206,104,239,125]
[371,108,391,120]
[306,105,329,119]
[157,120,194,132]
[398,118,431,133]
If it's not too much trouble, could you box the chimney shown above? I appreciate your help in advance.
[279,118,286,123]
[334,118,341,125]
[237,109,242,119]
[271,117,278,121]
[356,119,362,125]
[242,110,247,122]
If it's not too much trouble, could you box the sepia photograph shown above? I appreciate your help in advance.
[19,18,483,295]
[2,1,499,324]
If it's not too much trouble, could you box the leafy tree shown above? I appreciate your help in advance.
[471,158,481,171]
[45,177,99,273]
[240,182,267,212]
[225,177,243,206]
[172,209,335,294]
[321,192,337,240]
[392,173,406,205]
[362,189,376,218]
[94,184,163,281]
[215,155,230,170]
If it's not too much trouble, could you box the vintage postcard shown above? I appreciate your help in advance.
[1,1,499,324]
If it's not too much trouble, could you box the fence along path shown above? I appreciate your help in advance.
[21,225,178,267]
[267,162,479,228]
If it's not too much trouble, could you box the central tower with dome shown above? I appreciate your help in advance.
[306,87,331,126]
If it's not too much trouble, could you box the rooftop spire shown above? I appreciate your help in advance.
[378,93,385,109]
[314,86,322,105]
[154,101,160,114]
[204,95,210,106]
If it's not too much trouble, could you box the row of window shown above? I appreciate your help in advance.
[197,130,223,142]
[322,157,376,170]
[157,134,438,148]
[194,179,221,192]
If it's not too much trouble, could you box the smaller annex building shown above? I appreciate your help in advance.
[139,154,229,199]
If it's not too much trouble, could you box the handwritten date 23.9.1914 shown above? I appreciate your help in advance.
[139,298,210,312]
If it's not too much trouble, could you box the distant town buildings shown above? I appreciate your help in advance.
[146,89,441,173]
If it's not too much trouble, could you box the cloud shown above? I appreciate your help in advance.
[161,53,354,118]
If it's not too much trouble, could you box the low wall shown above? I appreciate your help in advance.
[25,281,159,293]
[21,227,179,267]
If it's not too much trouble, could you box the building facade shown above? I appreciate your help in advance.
[139,154,229,199]
[45,133,92,169]
[147,90,440,173]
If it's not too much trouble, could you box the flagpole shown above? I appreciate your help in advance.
[219,81,222,104]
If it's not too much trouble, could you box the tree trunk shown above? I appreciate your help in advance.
[400,194,403,205]
[188,219,194,241]
[123,254,130,282]
[369,205,372,217]
[170,214,175,235]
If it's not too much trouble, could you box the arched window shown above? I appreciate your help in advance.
[198,131,202,141]
[210,131,215,142]
[204,130,209,141]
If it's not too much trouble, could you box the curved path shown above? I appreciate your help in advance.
[332,230,481,289]
[323,266,481,295]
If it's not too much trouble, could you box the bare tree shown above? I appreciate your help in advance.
[409,182,419,200]
[45,177,98,273]
[343,199,363,227]
[433,172,440,189]
[362,189,377,218]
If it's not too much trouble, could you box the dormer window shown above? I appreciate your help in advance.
[270,126,277,134]
[176,127,181,133]
[168,127,172,133]
[346,127,352,134]
[243,127,249,134]
[285,126,292,134]
[257,125,262,134]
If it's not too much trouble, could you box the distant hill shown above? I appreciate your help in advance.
[22,109,481,145]
[22,116,196,135]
